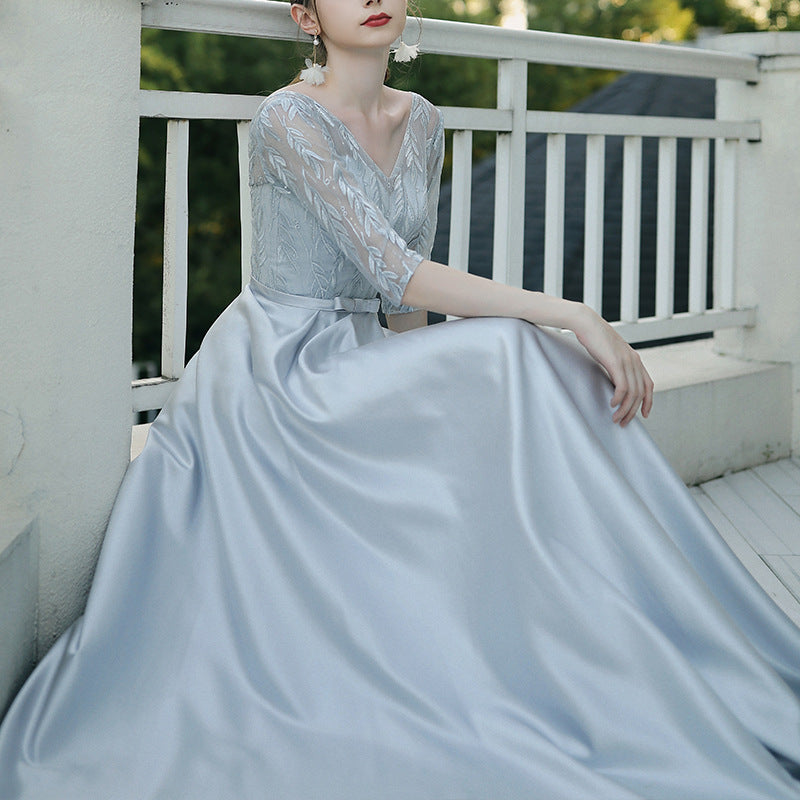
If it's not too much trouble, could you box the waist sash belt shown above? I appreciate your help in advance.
[249,277,381,314]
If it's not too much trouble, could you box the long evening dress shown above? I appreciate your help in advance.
[2,88,800,800]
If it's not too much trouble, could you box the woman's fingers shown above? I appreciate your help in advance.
[624,361,645,426]
[612,363,638,426]
[626,355,654,425]
[641,370,655,419]
[609,376,627,412]
[573,305,654,426]
[610,352,651,426]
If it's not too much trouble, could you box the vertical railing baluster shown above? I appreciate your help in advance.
[493,58,528,287]
[449,129,473,274]
[583,134,605,313]
[714,138,738,310]
[655,136,677,319]
[161,119,189,380]
[688,138,710,313]
[447,128,473,321]
[236,120,252,290]
[620,136,642,323]
[543,133,566,298]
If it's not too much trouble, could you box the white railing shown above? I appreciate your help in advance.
[135,0,761,414]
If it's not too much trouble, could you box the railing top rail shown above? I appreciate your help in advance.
[141,0,759,82]
[139,89,761,141]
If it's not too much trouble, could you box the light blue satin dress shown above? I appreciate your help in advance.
[2,89,800,799]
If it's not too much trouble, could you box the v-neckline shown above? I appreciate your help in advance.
[274,89,418,182]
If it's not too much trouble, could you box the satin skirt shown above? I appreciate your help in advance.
[2,280,800,799]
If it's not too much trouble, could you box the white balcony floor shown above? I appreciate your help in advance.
[690,458,800,628]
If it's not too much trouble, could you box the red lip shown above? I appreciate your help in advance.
[362,13,391,24]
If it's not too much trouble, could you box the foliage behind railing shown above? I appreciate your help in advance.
[134,0,760,414]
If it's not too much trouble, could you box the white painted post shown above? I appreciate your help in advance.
[688,138,710,313]
[583,134,605,313]
[543,133,566,298]
[161,119,190,380]
[620,136,642,322]
[710,33,800,453]
[448,129,473,274]
[713,138,738,310]
[237,120,253,289]
[447,129,473,321]
[655,137,677,319]
[493,58,528,287]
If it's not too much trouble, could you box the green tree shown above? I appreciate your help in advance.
[681,0,800,31]
[526,0,694,41]
[521,0,695,112]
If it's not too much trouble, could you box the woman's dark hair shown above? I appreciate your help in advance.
[289,0,422,84]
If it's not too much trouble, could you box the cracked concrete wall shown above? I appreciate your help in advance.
[0,0,141,656]
[0,407,24,478]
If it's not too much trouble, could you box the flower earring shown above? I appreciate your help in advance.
[300,32,330,85]
[392,18,422,62]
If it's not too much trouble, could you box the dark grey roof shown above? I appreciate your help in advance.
[431,72,715,323]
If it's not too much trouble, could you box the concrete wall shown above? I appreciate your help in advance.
[641,341,792,485]
[0,0,141,664]
[709,33,800,454]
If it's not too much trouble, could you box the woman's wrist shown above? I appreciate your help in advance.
[561,298,593,333]
[566,301,601,337]
[522,292,589,333]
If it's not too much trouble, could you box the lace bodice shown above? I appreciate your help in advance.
[248,89,444,314]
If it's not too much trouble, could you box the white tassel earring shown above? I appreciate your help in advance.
[392,17,422,62]
[300,32,330,85]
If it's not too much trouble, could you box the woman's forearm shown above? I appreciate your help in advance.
[401,259,587,332]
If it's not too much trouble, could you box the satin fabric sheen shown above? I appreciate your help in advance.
[2,285,800,798]
[2,89,800,798]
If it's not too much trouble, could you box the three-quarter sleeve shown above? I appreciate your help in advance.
[381,106,445,316]
[249,95,425,308]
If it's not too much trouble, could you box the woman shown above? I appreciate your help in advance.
[1,0,800,797]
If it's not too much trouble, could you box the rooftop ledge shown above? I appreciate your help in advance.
[131,339,792,487]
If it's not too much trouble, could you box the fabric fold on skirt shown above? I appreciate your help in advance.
[2,284,800,799]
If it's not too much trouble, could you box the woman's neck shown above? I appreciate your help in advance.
[319,45,391,116]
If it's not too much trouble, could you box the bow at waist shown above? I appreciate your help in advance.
[249,278,381,314]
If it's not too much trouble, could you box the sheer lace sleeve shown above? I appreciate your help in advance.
[249,94,426,308]
[381,105,445,316]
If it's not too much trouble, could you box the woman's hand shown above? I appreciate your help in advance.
[572,305,654,426]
